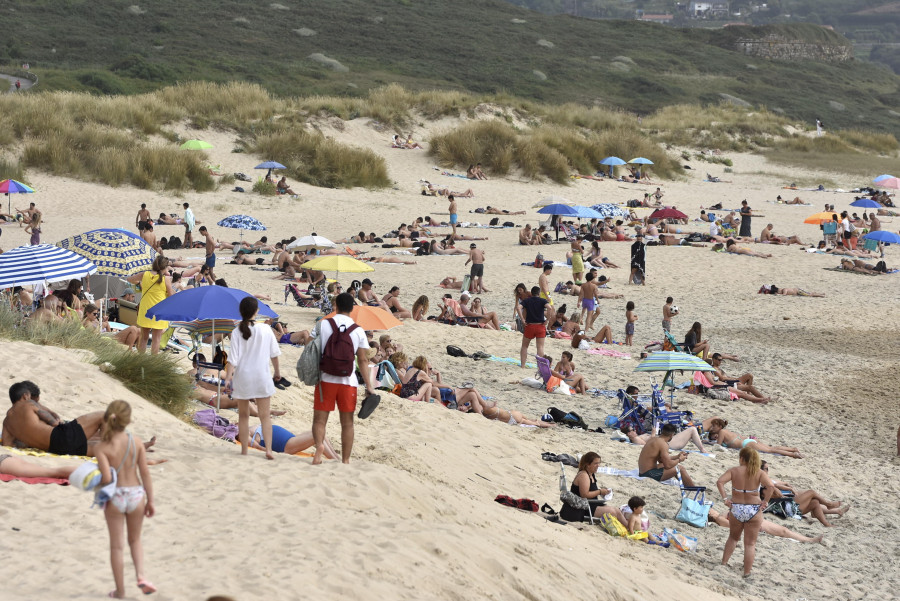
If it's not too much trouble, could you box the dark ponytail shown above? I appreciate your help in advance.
[238,296,258,340]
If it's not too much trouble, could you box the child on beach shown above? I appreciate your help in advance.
[24,211,42,245]
[95,400,156,598]
[625,301,637,346]
[626,496,649,534]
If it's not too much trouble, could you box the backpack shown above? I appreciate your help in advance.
[446,345,468,358]
[489,217,499,226]
[296,322,322,385]
[320,318,360,377]
[167,236,182,250]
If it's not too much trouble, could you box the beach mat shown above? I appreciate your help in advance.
[0,473,69,486]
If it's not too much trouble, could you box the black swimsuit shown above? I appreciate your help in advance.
[559,472,604,522]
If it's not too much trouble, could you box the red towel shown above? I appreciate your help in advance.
[0,473,69,486]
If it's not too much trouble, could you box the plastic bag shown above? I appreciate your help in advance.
[664,527,699,552]
[600,514,628,537]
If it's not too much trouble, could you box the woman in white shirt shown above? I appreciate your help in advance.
[224,297,282,460]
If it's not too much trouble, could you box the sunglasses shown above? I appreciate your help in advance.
[92,312,100,316]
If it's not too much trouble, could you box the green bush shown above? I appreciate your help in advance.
[252,177,277,195]
[0,307,192,417]
[0,157,25,181]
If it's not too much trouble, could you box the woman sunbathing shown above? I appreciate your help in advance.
[361,256,417,265]
[758,285,824,297]
[724,240,771,258]
[760,461,849,526]
[620,424,706,453]
[462,296,500,330]
[239,424,336,459]
[543,354,587,394]
[706,419,802,459]
[269,321,311,346]
[459,399,553,427]
[431,240,468,255]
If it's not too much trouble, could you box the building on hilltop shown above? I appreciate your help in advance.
[688,1,731,18]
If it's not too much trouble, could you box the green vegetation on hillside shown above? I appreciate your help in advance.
[0,0,898,137]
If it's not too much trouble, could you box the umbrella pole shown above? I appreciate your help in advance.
[213,318,221,411]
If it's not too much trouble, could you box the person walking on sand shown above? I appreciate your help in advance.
[135,203,151,229]
[662,296,676,333]
[577,272,599,330]
[717,447,775,578]
[94,400,156,598]
[127,255,173,355]
[224,297,282,461]
[312,293,378,465]
[198,226,217,282]
[465,243,488,293]
[519,286,549,368]
[448,195,458,237]
[182,202,195,249]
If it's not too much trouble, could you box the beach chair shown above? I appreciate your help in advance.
[616,389,652,435]
[442,298,485,328]
[284,283,319,309]
[536,355,571,394]
[862,237,879,253]
[663,330,690,353]
[558,463,596,524]
[822,221,838,245]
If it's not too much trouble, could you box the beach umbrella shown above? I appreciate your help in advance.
[286,235,336,252]
[628,157,654,179]
[850,198,882,209]
[299,255,373,282]
[86,274,131,299]
[873,174,895,183]
[570,205,604,219]
[180,140,213,150]
[217,215,266,242]
[533,195,575,208]
[255,161,287,180]
[803,211,839,225]
[0,244,96,289]
[878,177,900,190]
[590,203,630,219]
[324,305,402,331]
[57,228,157,277]
[537,204,585,241]
[634,351,715,374]
[863,230,900,245]
[599,156,626,177]
[0,178,35,215]
[649,208,688,221]
[146,285,277,323]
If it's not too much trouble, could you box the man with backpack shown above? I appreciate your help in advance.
[312,293,378,464]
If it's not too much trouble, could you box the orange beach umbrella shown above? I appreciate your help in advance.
[803,211,839,225]
[324,305,402,331]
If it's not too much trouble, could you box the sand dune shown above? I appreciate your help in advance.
[1,113,897,601]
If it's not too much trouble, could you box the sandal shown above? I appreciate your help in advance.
[540,503,557,515]
[137,580,157,595]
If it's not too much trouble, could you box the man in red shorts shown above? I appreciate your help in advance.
[519,286,549,368]
[312,292,377,465]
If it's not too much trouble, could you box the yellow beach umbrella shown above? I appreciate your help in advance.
[803,211,839,225]
[300,255,374,282]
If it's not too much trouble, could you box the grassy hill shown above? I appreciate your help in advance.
[1,0,899,135]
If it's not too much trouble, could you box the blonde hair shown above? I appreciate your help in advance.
[412,355,428,371]
[388,351,408,369]
[739,446,760,477]
[102,400,132,442]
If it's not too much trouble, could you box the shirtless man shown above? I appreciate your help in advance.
[708,353,771,403]
[439,276,463,290]
[637,423,698,487]
[198,226,217,281]
[397,234,414,248]
[3,381,106,457]
[724,239,771,258]
[760,224,802,245]
[577,272,599,331]
[135,203,151,228]
[448,195,458,237]
[357,278,388,309]
[484,206,525,215]
[465,243,487,293]
[519,224,536,245]
[381,286,412,319]
[140,222,160,252]
[537,263,556,323]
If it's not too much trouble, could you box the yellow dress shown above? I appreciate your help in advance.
[136,271,169,330]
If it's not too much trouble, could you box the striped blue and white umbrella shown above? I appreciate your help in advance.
[217,215,266,241]
[57,228,157,277]
[634,351,715,373]
[0,244,97,289]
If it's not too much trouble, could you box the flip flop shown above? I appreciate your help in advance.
[357,393,380,419]
[137,580,157,595]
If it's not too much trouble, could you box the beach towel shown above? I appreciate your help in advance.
[1,445,93,461]
[824,267,897,276]
[0,473,69,486]
[587,348,631,359]
[596,466,679,486]
[486,356,537,369]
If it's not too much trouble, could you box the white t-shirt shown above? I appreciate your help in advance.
[842,218,850,233]
[317,314,368,387]
[184,207,195,232]
[229,322,281,399]
[709,222,720,237]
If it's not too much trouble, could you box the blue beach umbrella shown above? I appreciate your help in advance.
[0,244,96,289]
[57,228,157,277]
[628,157,654,179]
[863,230,900,245]
[146,285,278,323]
[217,215,266,241]
[873,174,895,183]
[850,198,881,209]
[570,205,604,219]
[599,156,626,177]
[255,161,287,179]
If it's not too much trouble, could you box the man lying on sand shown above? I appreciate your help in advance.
[759,224,802,245]
[3,381,156,457]
[713,240,771,258]
[480,206,525,215]
[758,284,824,297]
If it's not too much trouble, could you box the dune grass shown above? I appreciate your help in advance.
[0,307,192,416]
[0,158,26,181]
[250,130,390,189]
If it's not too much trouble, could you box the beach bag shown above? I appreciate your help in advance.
[706,387,731,401]
[675,467,710,528]
[503,221,514,228]
[320,318,359,377]
[547,407,568,423]
[562,411,588,429]
[764,495,802,520]
[664,528,699,552]
[446,345,468,358]
[600,514,628,537]
[192,408,239,441]
[297,322,322,385]
[489,217,499,226]
[69,461,102,491]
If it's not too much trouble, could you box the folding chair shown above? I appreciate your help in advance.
[559,463,596,524]
[663,330,690,353]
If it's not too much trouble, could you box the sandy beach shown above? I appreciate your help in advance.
[1,113,898,601]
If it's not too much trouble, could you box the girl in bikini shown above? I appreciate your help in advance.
[716,447,776,577]
[706,419,803,458]
[94,400,157,598]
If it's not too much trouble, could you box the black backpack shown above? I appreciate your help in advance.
[446,345,468,358]
[489,217,499,226]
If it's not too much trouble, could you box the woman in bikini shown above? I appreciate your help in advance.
[717,447,775,577]
[706,418,802,458]
[459,398,554,428]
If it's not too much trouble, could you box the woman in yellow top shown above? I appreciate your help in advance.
[128,255,173,354]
